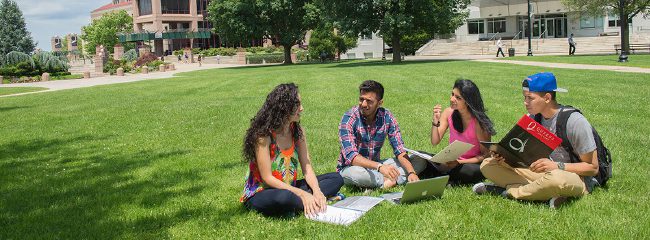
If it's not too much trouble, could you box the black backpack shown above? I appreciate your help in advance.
[535,106,612,187]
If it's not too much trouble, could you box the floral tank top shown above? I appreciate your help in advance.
[240,132,299,202]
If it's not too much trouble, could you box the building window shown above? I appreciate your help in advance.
[467,20,484,34]
[197,0,208,15]
[487,18,506,33]
[161,0,191,14]
[138,0,152,16]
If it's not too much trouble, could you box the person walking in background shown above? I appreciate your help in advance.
[197,54,202,67]
[496,37,505,57]
[568,33,576,55]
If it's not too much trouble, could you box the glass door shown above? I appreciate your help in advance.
[546,19,555,38]
[555,18,567,38]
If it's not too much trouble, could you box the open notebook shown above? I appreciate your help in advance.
[405,140,474,164]
[306,196,383,226]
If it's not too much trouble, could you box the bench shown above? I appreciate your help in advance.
[614,43,650,54]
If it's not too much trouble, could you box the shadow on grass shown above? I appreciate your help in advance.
[0,106,30,112]
[0,134,207,239]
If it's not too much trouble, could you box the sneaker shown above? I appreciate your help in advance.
[472,182,506,196]
[549,196,568,209]
[327,192,346,204]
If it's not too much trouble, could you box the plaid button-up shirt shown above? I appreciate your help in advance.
[336,106,406,171]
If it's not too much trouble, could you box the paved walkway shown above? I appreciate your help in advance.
[0,63,243,98]
[3,55,648,98]
[474,59,650,74]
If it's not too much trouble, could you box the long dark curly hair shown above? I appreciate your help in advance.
[243,83,303,163]
[451,79,496,136]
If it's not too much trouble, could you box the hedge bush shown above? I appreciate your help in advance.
[246,53,284,64]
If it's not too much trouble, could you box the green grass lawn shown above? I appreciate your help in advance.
[506,54,650,68]
[1,60,649,238]
[0,87,47,96]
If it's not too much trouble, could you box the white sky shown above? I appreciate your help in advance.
[16,0,107,51]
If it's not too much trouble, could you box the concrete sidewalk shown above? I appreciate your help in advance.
[475,59,650,74]
[0,63,242,98]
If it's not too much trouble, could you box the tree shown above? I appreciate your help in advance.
[387,31,431,56]
[0,0,36,56]
[562,0,650,56]
[321,0,470,63]
[208,0,320,64]
[308,24,357,60]
[80,10,132,55]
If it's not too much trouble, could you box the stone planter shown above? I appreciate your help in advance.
[142,66,149,74]
[41,72,50,81]
[159,64,166,72]
[83,72,91,79]
[117,67,124,76]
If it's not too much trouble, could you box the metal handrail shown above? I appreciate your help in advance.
[511,31,523,48]
[536,29,547,50]
[485,33,501,52]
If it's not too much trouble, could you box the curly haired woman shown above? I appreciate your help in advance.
[240,83,343,217]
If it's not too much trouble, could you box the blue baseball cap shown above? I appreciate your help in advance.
[522,72,568,93]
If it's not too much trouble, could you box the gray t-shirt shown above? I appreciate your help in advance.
[530,108,597,163]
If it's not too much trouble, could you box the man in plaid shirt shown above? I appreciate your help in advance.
[337,80,427,189]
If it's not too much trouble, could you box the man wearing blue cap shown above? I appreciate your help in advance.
[472,72,599,209]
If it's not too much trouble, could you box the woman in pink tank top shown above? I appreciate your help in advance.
[429,79,496,185]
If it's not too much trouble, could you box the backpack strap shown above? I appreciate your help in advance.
[555,105,582,163]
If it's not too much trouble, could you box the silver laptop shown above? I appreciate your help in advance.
[381,175,449,204]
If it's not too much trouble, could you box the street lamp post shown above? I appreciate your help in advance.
[527,0,533,56]
[618,0,628,62]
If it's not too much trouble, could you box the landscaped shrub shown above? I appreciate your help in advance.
[135,53,159,67]
[33,51,69,73]
[147,60,164,69]
[103,60,121,75]
[4,51,34,68]
[0,62,39,77]
[200,47,237,57]
[122,49,138,62]
[246,53,284,64]
[246,46,281,54]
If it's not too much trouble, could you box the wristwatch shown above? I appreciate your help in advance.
[408,171,417,176]
[432,121,440,127]
[557,161,565,170]
[376,163,383,171]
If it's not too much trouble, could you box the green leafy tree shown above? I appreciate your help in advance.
[81,10,133,55]
[388,31,430,56]
[562,0,650,56]
[208,0,320,64]
[0,0,36,56]
[321,0,470,63]
[308,24,358,60]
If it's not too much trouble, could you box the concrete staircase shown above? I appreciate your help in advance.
[417,35,650,56]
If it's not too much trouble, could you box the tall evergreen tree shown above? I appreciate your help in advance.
[0,0,36,56]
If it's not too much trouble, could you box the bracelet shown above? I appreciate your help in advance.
[432,121,440,127]
[377,163,383,172]
[408,171,416,176]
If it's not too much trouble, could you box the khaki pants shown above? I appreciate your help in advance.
[480,157,588,201]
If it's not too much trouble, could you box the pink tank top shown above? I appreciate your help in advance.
[448,114,481,159]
